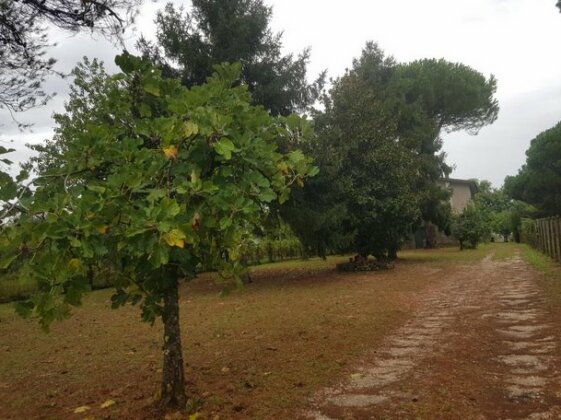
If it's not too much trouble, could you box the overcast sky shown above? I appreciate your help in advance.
[2,0,561,187]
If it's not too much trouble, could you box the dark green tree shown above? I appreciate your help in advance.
[283,44,420,260]
[390,58,499,244]
[138,0,324,116]
[284,43,499,259]
[504,121,561,217]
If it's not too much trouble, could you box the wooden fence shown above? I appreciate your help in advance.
[522,216,561,261]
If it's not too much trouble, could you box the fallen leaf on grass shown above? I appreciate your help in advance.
[73,405,91,414]
[100,399,116,408]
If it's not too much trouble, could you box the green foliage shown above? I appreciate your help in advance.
[239,220,302,264]
[451,203,491,250]
[138,0,324,116]
[392,59,499,135]
[0,54,315,329]
[283,43,499,259]
[504,121,561,217]
[472,180,534,243]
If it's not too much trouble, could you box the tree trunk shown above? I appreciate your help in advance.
[388,246,398,260]
[160,279,187,410]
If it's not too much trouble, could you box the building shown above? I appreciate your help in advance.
[408,178,478,248]
[437,178,479,214]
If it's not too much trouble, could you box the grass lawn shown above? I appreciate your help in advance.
[0,243,517,419]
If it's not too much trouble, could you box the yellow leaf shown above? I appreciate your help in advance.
[97,225,109,235]
[189,413,201,420]
[183,121,199,138]
[163,229,186,248]
[100,399,116,409]
[73,406,91,414]
[86,212,96,221]
[162,145,178,160]
[69,258,81,270]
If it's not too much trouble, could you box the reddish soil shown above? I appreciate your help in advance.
[2,246,561,419]
[305,252,561,419]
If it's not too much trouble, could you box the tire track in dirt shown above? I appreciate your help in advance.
[303,252,561,419]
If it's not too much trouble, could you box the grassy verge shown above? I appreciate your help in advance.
[519,243,561,309]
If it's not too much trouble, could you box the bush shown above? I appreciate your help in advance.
[451,204,491,250]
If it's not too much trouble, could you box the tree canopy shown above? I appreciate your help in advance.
[504,121,561,217]
[283,43,499,258]
[0,0,142,115]
[0,54,315,409]
[138,0,324,116]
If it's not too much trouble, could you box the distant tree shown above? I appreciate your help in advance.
[283,44,420,260]
[138,0,324,116]
[492,210,514,242]
[451,203,491,250]
[557,1,561,12]
[504,121,561,217]
[390,58,499,243]
[0,55,315,410]
[0,0,142,117]
[471,180,534,243]
[284,43,499,259]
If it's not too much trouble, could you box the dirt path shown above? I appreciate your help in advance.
[304,252,561,419]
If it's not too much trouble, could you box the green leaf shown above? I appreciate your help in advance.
[87,185,106,193]
[214,138,236,160]
[0,254,17,269]
[307,166,320,177]
[219,216,232,230]
[183,121,199,138]
[259,188,277,203]
[143,80,160,97]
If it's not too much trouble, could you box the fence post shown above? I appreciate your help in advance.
[536,219,543,252]
[551,216,559,261]
[541,219,546,253]
[556,217,561,262]
[547,218,553,258]
[543,217,551,257]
